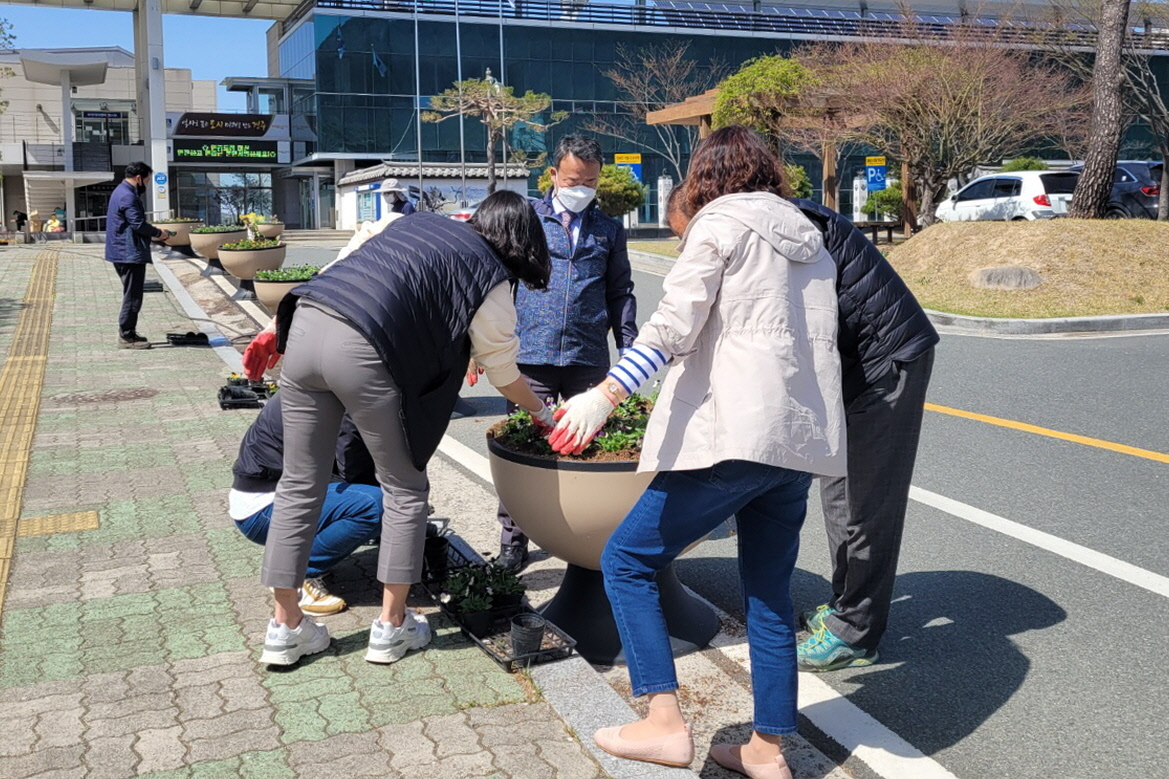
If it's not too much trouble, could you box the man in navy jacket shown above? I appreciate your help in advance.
[486,135,638,570]
[105,162,170,349]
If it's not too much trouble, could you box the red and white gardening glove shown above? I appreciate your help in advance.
[530,404,555,433]
[548,388,617,455]
[243,330,281,380]
[465,358,484,387]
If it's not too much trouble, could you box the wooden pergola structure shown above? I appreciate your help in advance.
[647,88,916,233]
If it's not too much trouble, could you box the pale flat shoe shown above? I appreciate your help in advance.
[709,743,793,779]
[593,723,694,767]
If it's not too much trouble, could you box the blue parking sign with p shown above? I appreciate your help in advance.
[865,156,887,192]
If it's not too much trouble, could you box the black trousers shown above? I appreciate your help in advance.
[497,363,610,547]
[818,347,935,650]
[114,263,147,337]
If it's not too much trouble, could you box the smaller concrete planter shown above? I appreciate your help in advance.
[218,244,287,280]
[190,229,247,261]
[252,280,300,313]
[156,221,203,247]
[256,223,284,239]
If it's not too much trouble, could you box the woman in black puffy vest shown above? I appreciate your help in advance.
[242,190,553,668]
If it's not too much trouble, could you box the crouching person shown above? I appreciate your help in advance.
[231,392,381,622]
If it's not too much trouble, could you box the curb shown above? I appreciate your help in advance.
[924,309,1169,335]
[630,249,1169,337]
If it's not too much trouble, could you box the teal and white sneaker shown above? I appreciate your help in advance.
[365,609,432,664]
[799,603,834,633]
[797,626,879,672]
[259,617,331,666]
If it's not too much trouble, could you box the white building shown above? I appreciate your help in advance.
[0,46,217,234]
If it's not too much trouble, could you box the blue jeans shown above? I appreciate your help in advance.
[237,482,382,578]
[601,460,813,736]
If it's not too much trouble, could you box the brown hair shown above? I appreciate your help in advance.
[665,183,691,236]
[680,126,789,216]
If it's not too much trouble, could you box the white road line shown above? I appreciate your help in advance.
[910,486,1169,599]
[436,435,494,483]
[797,673,958,779]
[708,611,957,779]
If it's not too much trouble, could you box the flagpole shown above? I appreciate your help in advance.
[499,0,506,189]
[414,0,423,199]
[455,0,467,204]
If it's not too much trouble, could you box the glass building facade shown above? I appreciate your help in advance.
[275,1,1169,221]
[276,3,822,217]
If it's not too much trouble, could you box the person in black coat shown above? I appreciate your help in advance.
[231,393,382,617]
[791,198,939,672]
[104,162,171,349]
[665,190,939,672]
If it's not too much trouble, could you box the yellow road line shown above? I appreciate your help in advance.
[925,402,1169,464]
[0,248,59,617]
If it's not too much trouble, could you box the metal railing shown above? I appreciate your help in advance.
[312,0,1169,49]
[22,142,114,173]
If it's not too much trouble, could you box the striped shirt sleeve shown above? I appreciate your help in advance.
[607,343,669,396]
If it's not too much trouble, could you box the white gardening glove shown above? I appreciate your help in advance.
[531,404,555,431]
[548,388,617,455]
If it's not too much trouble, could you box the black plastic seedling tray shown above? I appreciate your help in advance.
[459,607,577,673]
[217,385,264,410]
[422,542,577,671]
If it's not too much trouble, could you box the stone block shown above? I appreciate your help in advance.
[185,726,282,764]
[969,265,1044,290]
[422,712,482,759]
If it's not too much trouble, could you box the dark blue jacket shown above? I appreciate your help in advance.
[793,199,939,404]
[279,212,509,470]
[514,193,637,367]
[104,180,162,264]
[231,393,377,493]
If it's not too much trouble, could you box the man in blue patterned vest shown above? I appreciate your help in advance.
[475,135,638,571]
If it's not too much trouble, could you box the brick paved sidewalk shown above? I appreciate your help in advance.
[0,245,608,778]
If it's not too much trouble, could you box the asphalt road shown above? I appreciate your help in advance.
[443,265,1169,779]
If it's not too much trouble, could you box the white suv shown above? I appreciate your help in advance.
[934,171,1079,222]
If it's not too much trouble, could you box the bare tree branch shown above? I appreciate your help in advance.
[584,42,728,180]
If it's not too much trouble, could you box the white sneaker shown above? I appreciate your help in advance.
[259,618,331,666]
[299,578,347,616]
[365,609,432,664]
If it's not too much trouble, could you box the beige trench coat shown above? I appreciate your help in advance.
[636,192,847,478]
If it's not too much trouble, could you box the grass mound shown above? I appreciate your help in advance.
[886,220,1169,318]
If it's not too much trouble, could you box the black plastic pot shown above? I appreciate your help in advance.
[510,613,547,657]
[460,609,493,638]
[423,536,450,582]
[493,592,524,610]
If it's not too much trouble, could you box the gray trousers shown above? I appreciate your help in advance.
[819,347,934,651]
[261,302,429,590]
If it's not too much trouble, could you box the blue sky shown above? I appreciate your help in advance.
[1,7,272,110]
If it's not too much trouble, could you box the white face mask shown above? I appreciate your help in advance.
[555,185,596,213]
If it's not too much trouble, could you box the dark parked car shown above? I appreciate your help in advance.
[1070,161,1162,218]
